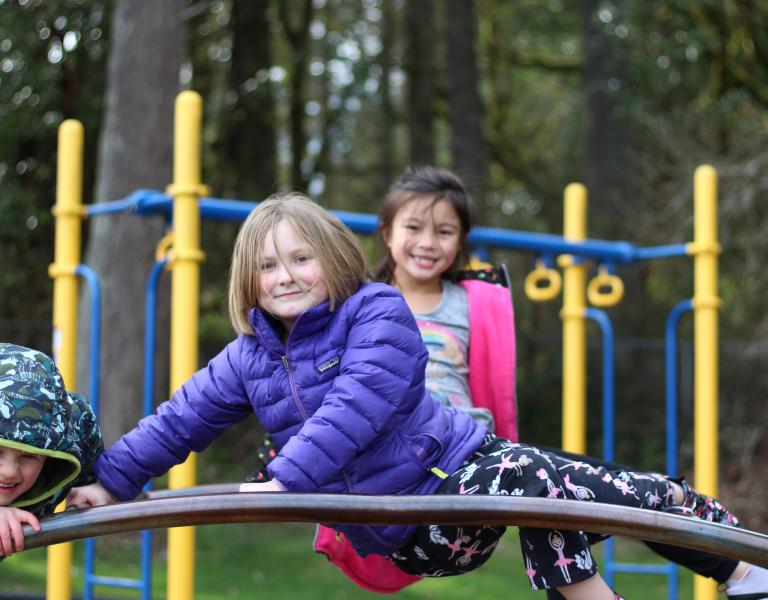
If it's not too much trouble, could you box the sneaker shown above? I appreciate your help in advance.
[723,565,768,600]
[667,479,741,528]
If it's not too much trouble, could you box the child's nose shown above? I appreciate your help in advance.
[418,229,437,247]
[276,263,295,284]
[0,459,18,478]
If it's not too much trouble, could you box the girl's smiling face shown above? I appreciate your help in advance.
[257,220,330,330]
[386,196,463,288]
[0,445,46,506]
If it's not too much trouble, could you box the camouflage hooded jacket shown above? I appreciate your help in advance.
[0,343,103,518]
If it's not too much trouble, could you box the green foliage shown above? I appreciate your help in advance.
[0,0,109,349]
[480,0,585,230]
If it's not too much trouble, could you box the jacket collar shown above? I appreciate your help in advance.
[249,300,336,356]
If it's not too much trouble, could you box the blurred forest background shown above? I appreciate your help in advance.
[1,0,767,527]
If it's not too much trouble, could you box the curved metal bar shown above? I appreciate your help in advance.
[22,493,768,567]
[145,483,239,498]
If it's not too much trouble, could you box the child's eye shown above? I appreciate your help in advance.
[260,262,276,271]
[295,255,311,264]
[405,224,420,232]
[439,229,456,236]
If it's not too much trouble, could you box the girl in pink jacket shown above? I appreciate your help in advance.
[350,166,764,600]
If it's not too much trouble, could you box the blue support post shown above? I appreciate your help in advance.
[138,257,169,600]
[585,308,678,598]
[665,300,692,484]
[74,265,101,600]
[660,299,694,600]
[584,308,619,589]
[78,259,168,599]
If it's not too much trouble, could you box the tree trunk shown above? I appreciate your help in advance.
[582,0,630,233]
[79,0,186,445]
[216,1,277,199]
[405,0,436,166]
[279,0,314,190]
[376,0,395,195]
[444,0,489,216]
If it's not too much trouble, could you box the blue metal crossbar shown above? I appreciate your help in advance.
[86,190,689,264]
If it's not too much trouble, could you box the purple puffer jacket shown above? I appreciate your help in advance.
[94,282,486,555]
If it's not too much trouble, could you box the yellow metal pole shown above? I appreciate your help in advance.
[559,184,588,453]
[690,165,720,600]
[47,119,85,600]
[165,91,207,600]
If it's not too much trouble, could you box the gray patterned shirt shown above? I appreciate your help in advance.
[414,281,495,432]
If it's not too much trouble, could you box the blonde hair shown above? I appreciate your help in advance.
[228,193,367,335]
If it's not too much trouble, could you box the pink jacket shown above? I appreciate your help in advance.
[315,278,518,592]
[460,279,518,442]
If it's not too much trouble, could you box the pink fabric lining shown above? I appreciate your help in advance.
[313,527,420,593]
[460,279,518,441]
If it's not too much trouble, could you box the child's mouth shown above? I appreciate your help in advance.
[276,287,309,299]
[411,255,438,268]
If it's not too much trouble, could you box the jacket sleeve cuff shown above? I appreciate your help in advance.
[266,456,317,492]
[93,454,142,501]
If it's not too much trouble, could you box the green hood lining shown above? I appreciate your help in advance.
[0,438,81,508]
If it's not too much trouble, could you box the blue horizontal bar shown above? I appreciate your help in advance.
[85,574,143,589]
[85,189,170,216]
[85,191,690,264]
[196,197,255,220]
[608,563,675,575]
[635,244,690,260]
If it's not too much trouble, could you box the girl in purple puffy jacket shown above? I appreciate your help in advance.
[68,194,764,600]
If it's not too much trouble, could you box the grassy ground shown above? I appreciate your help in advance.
[2,524,693,599]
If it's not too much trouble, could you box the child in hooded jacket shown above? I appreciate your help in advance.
[68,193,763,600]
[0,343,103,557]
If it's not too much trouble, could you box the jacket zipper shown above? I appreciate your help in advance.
[282,350,354,493]
[282,354,310,421]
[271,311,396,549]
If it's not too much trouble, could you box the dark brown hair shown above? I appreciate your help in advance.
[372,166,474,283]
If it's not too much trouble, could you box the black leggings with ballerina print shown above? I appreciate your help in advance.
[389,436,678,591]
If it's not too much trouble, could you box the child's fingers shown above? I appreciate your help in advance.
[0,509,39,555]
[65,488,84,508]
[10,517,25,553]
[0,525,10,556]
[0,519,23,556]
[66,487,95,508]
[67,484,116,508]
[20,510,41,532]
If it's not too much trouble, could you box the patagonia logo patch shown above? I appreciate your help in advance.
[316,356,340,373]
